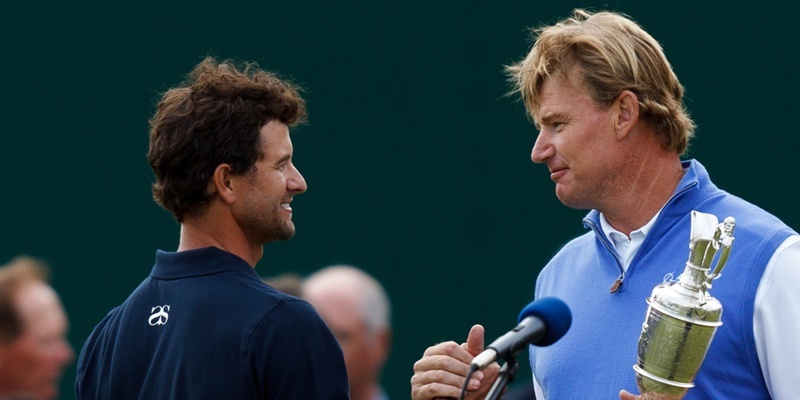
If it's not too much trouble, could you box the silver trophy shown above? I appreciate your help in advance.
[633,211,736,399]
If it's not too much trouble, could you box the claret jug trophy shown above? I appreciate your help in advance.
[633,211,736,400]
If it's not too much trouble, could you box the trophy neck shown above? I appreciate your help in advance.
[679,238,717,294]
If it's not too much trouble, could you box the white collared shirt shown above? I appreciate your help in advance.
[599,211,660,272]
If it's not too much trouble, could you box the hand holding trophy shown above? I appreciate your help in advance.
[633,211,736,400]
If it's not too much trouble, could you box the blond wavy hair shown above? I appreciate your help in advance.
[507,9,695,155]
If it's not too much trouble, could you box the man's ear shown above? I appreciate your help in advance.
[211,164,236,205]
[614,90,640,141]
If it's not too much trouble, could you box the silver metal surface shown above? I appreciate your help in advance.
[633,211,736,400]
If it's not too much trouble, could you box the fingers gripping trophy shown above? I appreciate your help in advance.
[633,211,736,400]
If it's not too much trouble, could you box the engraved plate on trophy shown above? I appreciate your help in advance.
[632,211,735,400]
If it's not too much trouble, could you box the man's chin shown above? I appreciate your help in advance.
[555,189,575,207]
[261,225,296,243]
[555,191,593,210]
[279,222,296,240]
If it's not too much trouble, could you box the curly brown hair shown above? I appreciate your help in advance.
[148,57,307,222]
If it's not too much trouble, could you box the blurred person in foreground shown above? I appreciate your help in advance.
[303,265,392,400]
[410,9,800,400]
[0,256,74,400]
[75,57,348,399]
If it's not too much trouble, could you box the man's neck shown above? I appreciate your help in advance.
[177,206,262,267]
[602,151,684,236]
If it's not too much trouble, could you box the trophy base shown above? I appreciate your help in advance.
[633,364,692,400]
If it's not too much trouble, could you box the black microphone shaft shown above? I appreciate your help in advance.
[472,317,545,368]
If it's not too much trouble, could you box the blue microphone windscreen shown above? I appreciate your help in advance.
[518,297,572,346]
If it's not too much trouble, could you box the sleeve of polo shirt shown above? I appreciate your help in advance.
[246,297,350,399]
[754,235,800,400]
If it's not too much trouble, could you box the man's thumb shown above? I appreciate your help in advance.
[463,324,485,356]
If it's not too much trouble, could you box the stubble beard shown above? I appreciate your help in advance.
[241,207,296,244]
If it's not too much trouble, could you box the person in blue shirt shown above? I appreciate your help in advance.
[76,57,349,400]
[411,9,800,400]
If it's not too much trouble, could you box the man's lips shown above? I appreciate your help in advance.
[549,167,568,181]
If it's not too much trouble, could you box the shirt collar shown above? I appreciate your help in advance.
[599,210,660,244]
[151,247,255,279]
[600,203,663,272]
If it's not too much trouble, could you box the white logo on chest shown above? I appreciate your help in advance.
[149,305,170,326]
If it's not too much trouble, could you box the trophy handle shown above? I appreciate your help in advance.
[705,217,735,287]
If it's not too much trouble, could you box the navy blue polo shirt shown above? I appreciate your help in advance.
[76,247,349,399]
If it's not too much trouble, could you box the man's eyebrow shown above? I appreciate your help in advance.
[538,112,569,125]
[534,112,569,129]
[272,153,292,166]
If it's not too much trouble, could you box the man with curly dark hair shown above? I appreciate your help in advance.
[76,57,349,399]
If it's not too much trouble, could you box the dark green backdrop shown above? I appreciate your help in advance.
[2,1,798,399]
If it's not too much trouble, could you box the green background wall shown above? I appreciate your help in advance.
[2,1,798,398]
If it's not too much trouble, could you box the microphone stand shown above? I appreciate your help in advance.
[485,356,519,400]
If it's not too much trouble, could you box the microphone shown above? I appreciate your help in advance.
[471,297,571,369]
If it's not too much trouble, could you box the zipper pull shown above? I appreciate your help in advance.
[610,277,623,293]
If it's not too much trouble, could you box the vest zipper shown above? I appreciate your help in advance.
[609,276,624,293]
[583,218,626,293]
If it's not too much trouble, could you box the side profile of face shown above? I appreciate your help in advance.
[232,120,308,244]
[0,282,74,400]
[530,71,629,211]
